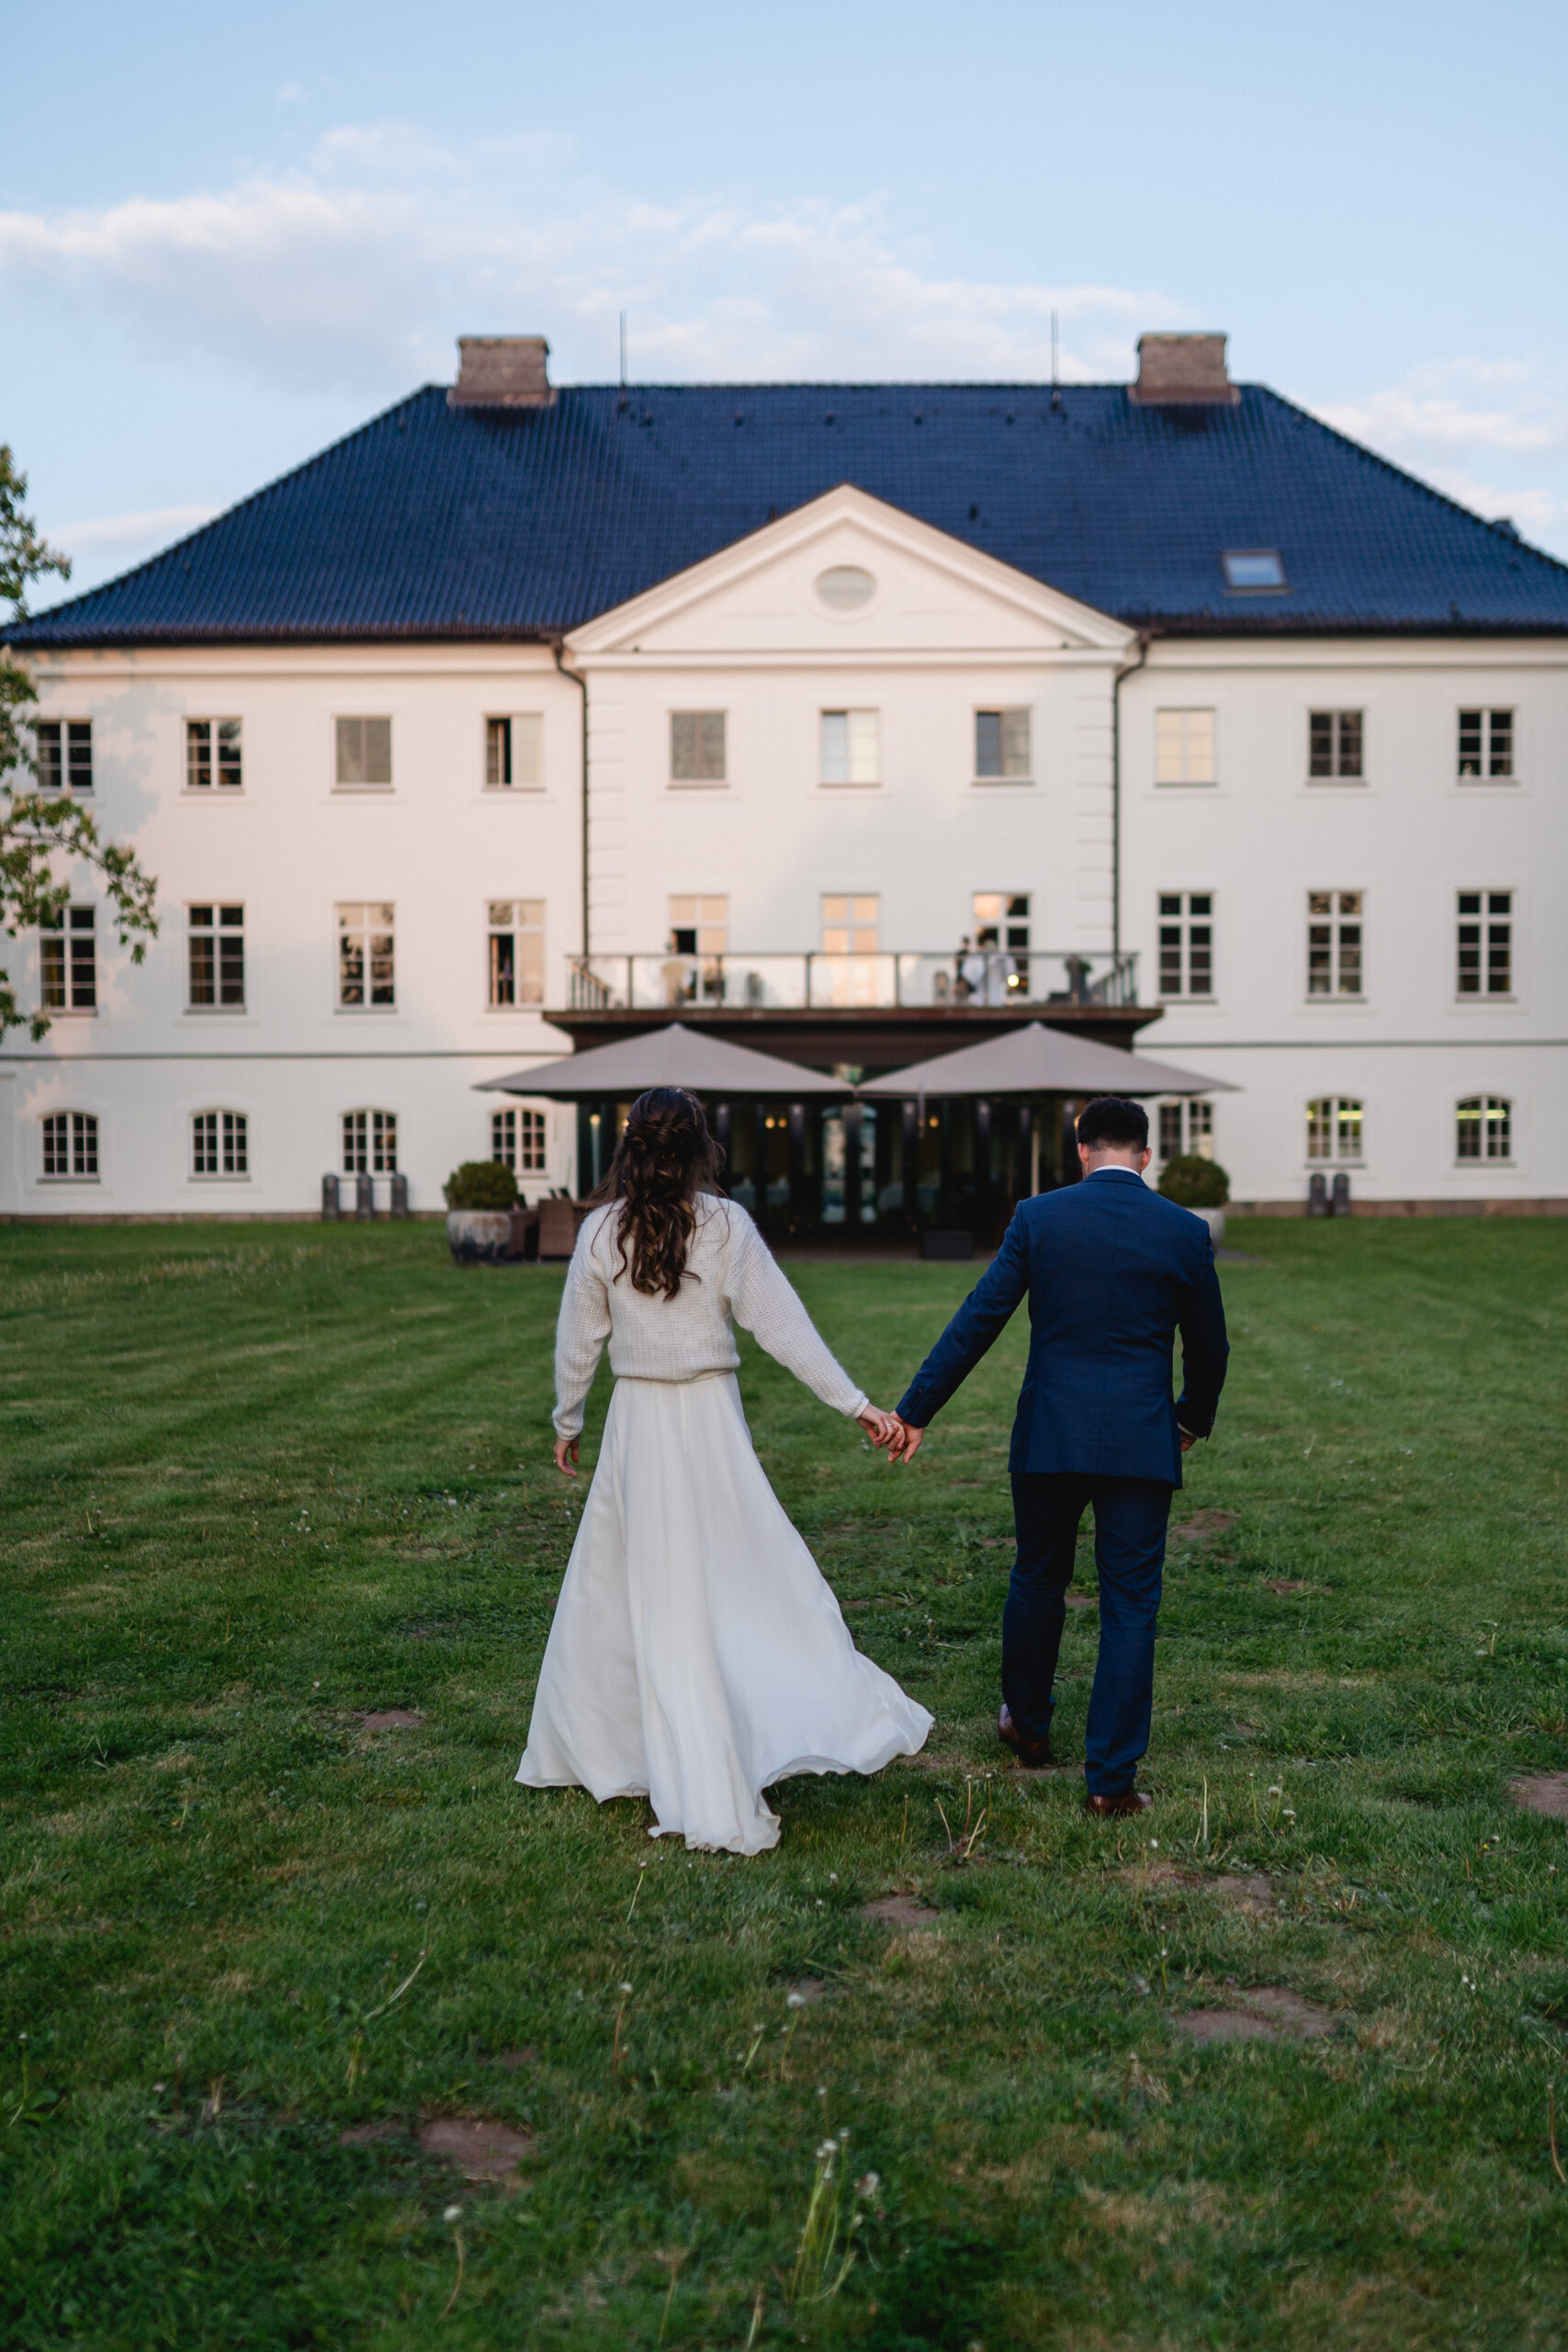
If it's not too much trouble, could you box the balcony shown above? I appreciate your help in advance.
[553,946,1153,1067]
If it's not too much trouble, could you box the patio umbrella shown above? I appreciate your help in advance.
[856,1022,1236,1100]
[477,1022,850,1099]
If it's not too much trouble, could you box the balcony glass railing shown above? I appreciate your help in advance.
[566,948,1138,1012]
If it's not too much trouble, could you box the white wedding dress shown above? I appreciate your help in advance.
[516,1195,931,1854]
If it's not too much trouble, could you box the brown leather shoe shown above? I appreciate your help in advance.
[1086,1789,1152,1818]
[998,1705,1052,1768]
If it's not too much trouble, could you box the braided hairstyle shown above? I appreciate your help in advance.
[593,1087,725,1299]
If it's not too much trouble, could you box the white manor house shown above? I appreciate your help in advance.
[5,331,1565,1226]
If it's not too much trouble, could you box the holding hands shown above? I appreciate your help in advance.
[863,1410,924,1465]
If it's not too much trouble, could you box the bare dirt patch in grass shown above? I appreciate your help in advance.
[1169,1986,1335,2044]
[862,1894,940,1929]
[1262,1579,1310,1595]
[785,1975,829,2006]
[418,2116,534,2182]
[360,1710,423,1730]
[1173,1510,1239,1542]
[1212,1874,1275,1915]
[1512,1772,1568,1820]
[1066,1590,1097,1610]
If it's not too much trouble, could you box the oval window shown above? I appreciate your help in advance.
[816,566,874,612]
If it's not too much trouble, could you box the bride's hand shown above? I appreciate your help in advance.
[857,1408,897,1448]
[553,1435,580,1477]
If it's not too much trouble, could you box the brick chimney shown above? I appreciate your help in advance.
[448,336,555,409]
[1129,333,1240,407]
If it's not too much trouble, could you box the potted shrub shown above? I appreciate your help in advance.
[444,1159,520,1265]
[1156,1153,1230,1247]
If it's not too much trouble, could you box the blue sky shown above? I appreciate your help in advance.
[6,0,1567,597]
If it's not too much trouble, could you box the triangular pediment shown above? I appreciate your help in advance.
[565,484,1133,660]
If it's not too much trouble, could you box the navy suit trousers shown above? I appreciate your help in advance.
[1005,1473,1172,1795]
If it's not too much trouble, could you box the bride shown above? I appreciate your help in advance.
[516,1087,931,1854]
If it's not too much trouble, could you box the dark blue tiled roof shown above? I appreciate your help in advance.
[13,381,1568,646]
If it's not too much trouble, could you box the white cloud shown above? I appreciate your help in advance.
[53,504,221,557]
[1317,357,1568,543]
[0,129,1179,397]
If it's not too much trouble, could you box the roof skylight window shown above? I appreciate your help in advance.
[1223,549,1288,591]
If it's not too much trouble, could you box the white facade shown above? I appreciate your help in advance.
[1,644,582,1217]
[6,489,1564,1216]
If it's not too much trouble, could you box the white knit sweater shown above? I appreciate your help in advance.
[553,1195,869,1438]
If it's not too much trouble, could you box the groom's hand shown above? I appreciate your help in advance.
[553,1436,580,1477]
[885,1416,925,1465]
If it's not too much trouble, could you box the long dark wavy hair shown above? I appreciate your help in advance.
[591,1088,725,1300]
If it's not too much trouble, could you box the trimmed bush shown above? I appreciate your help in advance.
[443,1159,519,1211]
[1158,1154,1230,1209]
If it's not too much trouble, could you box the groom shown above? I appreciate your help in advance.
[882,1095,1229,1816]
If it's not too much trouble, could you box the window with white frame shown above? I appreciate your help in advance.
[821,894,879,953]
[187,904,244,1009]
[40,906,96,1012]
[1458,708,1513,780]
[186,719,242,791]
[668,895,728,956]
[192,1110,248,1177]
[1308,709,1362,780]
[972,892,1031,992]
[487,899,544,1007]
[1158,1099,1213,1163]
[820,709,879,786]
[1155,708,1215,785]
[1306,1098,1363,1162]
[342,1110,397,1174]
[334,717,392,788]
[1157,893,1213,998]
[1457,891,1512,997]
[34,719,93,793]
[41,1111,98,1179]
[974,709,1031,782]
[1307,891,1362,997]
[486,714,543,789]
[670,712,727,785]
[336,903,395,1009]
[491,1105,547,1174]
[1457,1096,1511,1162]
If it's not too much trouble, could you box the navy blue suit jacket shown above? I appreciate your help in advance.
[897,1169,1230,1487]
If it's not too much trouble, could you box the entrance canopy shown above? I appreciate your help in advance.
[857,1022,1236,1100]
[478,1021,848,1100]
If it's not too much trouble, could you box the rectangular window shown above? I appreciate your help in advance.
[975,708,1032,781]
[192,1110,248,1177]
[336,903,395,1008]
[334,717,393,787]
[34,719,93,793]
[1458,708,1513,780]
[1308,709,1363,779]
[491,1105,547,1174]
[487,899,545,1006]
[1158,1100,1213,1162]
[820,709,880,786]
[1457,890,1512,997]
[342,1110,398,1174]
[972,893,1031,993]
[187,904,245,1009]
[186,718,243,791]
[1306,1098,1363,1162]
[41,1111,98,1179]
[1456,1095,1512,1162]
[667,894,728,956]
[670,711,727,784]
[1307,890,1363,997]
[821,894,879,954]
[1155,708,1216,786]
[1156,892,1213,998]
[484,714,544,789]
[40,906,96,1012]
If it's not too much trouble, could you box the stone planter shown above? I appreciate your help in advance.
[446,1208,516,1266]
[1191,1205,1227,1248]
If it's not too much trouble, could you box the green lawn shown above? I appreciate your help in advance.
[2,1218,1567,2351]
